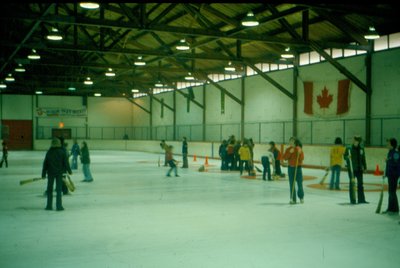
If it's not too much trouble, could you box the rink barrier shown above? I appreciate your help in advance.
[33,139,387,175]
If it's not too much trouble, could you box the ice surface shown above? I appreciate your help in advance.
[0,150,399,268]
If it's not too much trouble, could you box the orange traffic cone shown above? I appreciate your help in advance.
[205,156,209,166]
[374,164,383,176]
[193,155,197,162]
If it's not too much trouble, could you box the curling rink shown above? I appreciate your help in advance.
[1,150,399,268]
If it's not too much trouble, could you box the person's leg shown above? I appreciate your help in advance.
[355,170,367,203]
[335,166,341,190]
[46,176,55,210]
[296,167,304,202]
[288,166,296,203]
[55,175,64,210]
[387,175,399,212]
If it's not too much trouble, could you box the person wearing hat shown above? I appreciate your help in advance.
[41,138,72,211]
[344,135,368,204]
[383,138,400,215]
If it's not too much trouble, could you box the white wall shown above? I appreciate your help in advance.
[1,95,33,119]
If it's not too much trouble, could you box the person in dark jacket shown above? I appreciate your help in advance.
[0,140,8,168]
[42,138,72,211]
[344,135,368,204]
[384,138,400,215]
[70,138,80,170]
[81,141,93,182]
[181,137,188,168]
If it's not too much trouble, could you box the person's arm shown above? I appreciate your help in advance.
[361,148,367,171]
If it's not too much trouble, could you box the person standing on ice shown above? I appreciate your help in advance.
[80,141,94,182]
[181,137,188,168]
[329,137,345,190]
[383,138,400,215]
[70,138,80,170]
[42,138,72,211]
[344,135,368,204]
[269,141,284,178]
[0,140,8,168]
[166,145,179,177]
[160,140,169,167]
[283,137,304,204]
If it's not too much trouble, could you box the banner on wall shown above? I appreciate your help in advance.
[303,79,351,118]
[35,107,87,117]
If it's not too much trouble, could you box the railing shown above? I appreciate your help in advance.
[35,116,400,146]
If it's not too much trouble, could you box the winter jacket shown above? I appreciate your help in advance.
[42,147,71,177]
[385,149,400,177]
[330,145,345,166]
[344,145,366,172]
[283,146,304,167]
[80,146,91,164]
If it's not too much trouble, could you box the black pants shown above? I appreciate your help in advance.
[387,175,399,212]
[182,153,188,168]
[274,160,282,175]
[46,175,63,210]
[261,156,271,180]
[239,160,250,175]
[348,169,366,203]
[0,154,7,168]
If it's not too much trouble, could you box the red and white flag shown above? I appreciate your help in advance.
[303,79,351,117]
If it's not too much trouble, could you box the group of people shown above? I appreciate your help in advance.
[39,133,399,215]
[218,136,286,181]
[329,135,399,214]
[41,137,94,211]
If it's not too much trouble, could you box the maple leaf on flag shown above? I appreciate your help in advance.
[317,86,333,108]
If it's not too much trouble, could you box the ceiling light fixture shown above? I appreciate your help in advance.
[241,11,259,27]
[5,73,15,82]
[28,49,40,60]
[134,56,146,66]
[94,93,102,97]
[15,64,26,72]
[68,87,76,91]
[79,2,100,9]
[364,26,380,40]
[281,47,294,58]
[35,91,43,95]
[185,72,195,80]
[0,82,7,89]
[84,77,93,85]
[105,68,116,77]
[46,27,63,41]
[131,89,139,93]
[176,39,190,51]
[224,61,236,72]
[155,81,164,87]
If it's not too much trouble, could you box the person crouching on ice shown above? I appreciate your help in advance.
[283,137,304,204]
[166,145,179,177]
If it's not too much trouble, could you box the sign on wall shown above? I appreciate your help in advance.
[35,107,87,117]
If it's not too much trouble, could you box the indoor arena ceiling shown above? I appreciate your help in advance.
[0,3,399,98]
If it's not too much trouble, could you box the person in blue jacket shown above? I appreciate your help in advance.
[384,138,400,215]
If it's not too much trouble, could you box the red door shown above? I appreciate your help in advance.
[1,120,33,150]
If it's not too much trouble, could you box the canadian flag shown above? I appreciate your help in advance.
[303,79,351,117]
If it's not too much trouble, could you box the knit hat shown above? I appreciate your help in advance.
[51,138,61,148]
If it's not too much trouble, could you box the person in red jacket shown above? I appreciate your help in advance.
[283,137,304,204]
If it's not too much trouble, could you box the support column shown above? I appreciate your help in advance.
[150,95,153,140]
[292,58,299,138]
[365,43,373,145]
[241,76,245,140]
[202,84,206,141]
